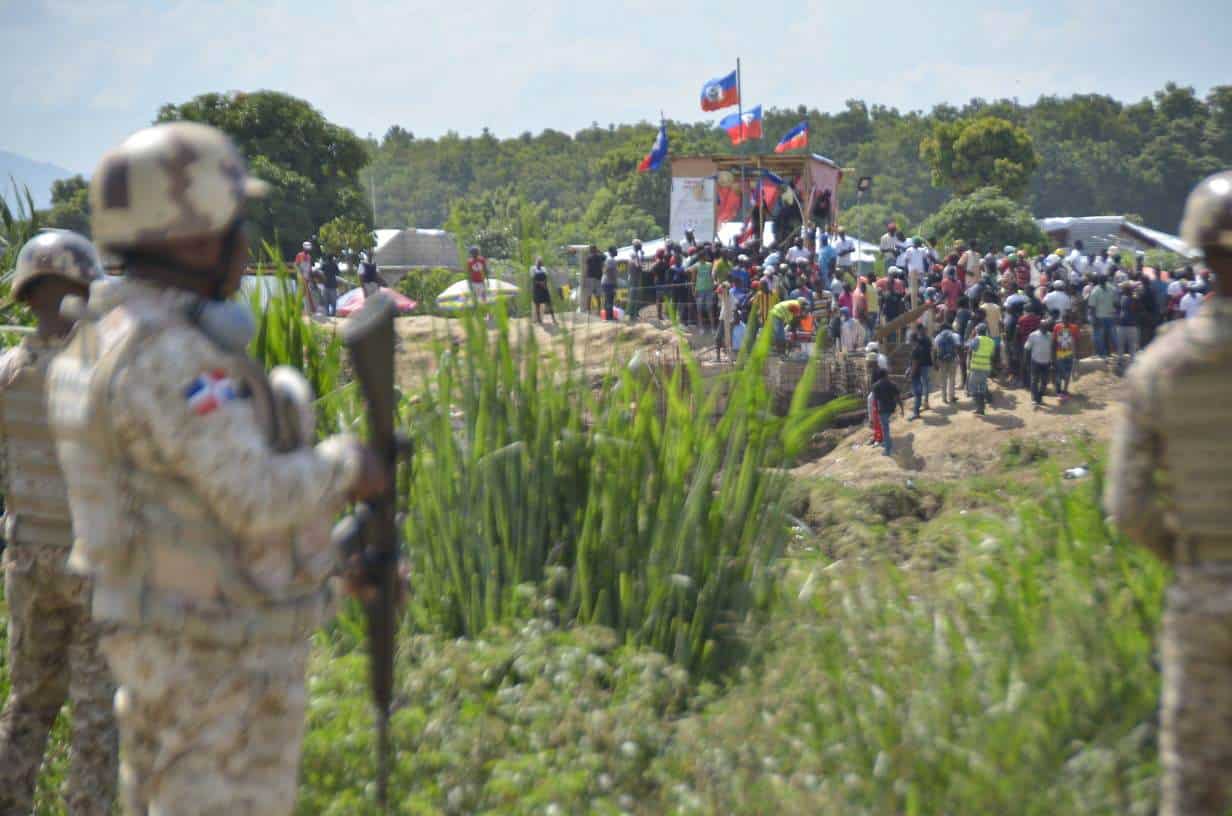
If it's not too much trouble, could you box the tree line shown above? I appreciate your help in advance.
[27,83,1232,262]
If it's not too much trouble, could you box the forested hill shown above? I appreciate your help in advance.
[367,82,1231,248]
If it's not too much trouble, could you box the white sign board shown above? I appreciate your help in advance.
[669,177,715,242]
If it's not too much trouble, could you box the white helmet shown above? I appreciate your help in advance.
[1052,280,1065,289]
[89,121,267,250]
[12,230,104,301]
[302,241,312,250]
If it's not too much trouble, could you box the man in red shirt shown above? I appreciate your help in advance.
[939,268,961,316]
[1051,316,1081,398]
[467,245,489,305]
[294,240,318,313]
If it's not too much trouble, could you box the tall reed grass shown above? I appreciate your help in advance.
[247,262,854,674]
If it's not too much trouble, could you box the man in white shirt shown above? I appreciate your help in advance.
[879,223,898,269]
[959,241,981,284]
[785,239,809,264]
[1023,320,1055,407]
[1043,280,1071,317]
[834,227,856,278]
[902,237,929,308]
[1066,241,1088,276]
[1180,283,1206,318]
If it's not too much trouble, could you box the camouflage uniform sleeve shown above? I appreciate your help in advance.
[111,325,362,541]
[1104,355,1172,560]
[0,345,25,506]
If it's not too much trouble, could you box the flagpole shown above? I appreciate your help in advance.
[736,58,745,226]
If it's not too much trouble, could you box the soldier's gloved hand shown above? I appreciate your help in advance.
[349,442,391,502]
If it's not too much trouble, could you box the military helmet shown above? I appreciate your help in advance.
[1180,170,1232,252]
[12,230,103,301]
[88,121,267,250]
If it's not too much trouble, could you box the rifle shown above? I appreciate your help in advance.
[337,292,404,809]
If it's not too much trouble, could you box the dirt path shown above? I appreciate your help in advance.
[794,358,1126,486]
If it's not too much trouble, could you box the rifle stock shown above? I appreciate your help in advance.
[339,293,400,809]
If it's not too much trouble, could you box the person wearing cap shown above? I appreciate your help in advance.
[0,231,117,815]
[1179,281,1206,319]
[293,240,318,314]
[1043,279,1071,318]
[1106,169,1232,816]
[45,122,387,814]
[627,239,645,321]
[319,252,340,316]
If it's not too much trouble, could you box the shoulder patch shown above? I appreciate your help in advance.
[184,369,242,416]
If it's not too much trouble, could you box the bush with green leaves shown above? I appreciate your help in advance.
[919,186,1046,251]
[401,309,855,675]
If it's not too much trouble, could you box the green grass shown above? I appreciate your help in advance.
[6,265,1166,814]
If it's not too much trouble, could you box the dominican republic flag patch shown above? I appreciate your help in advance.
[184,370,238,416]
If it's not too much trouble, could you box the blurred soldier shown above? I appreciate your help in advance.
[47,122,385,815]
[0,230,116,815]
[1105,169,1232,816]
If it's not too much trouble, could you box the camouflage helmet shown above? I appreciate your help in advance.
[1180,170,1232,253]
[12,230,103,301]
[88,121,267,250]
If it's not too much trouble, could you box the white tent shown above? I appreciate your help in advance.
[436,278,520,312]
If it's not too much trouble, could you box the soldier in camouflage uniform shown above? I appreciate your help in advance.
[1105,169,1232,816]
[47,122,385,815]
[0,230,117,815]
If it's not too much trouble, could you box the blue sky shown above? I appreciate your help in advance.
[2,0,1229,173]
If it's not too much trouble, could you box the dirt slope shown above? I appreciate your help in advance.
[794,358,1125,486]
[389,312,684,389]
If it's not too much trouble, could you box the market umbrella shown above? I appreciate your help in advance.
[336,286,417,317]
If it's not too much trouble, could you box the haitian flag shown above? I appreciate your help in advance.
[700,70,739,112]
[774,121,809,153]
[637,123,669,173]
[760,169,785,208]
[720,106,763,145]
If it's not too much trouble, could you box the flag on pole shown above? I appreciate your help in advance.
[637,122,669,173]
[774,121,809,153]
[700,70,740,111]
[719,105,762,145]
[760,169,785,208]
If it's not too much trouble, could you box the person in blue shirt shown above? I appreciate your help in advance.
[817,236,837,291]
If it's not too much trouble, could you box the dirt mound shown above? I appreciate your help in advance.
[794,359,1125,486]
[389,312,684,389]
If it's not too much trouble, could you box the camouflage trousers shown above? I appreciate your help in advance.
[0,542,118,815]
[100,630,310,815]
[1160,568,1232,816]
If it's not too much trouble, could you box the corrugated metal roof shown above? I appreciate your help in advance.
[1037,216,1197,257]
[372,228,460,269]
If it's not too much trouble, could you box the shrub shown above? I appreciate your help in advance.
[400,310,854,675]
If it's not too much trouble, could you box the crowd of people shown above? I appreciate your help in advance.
[575,225,1216,457]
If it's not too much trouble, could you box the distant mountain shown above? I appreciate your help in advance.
[0,150,76,211]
